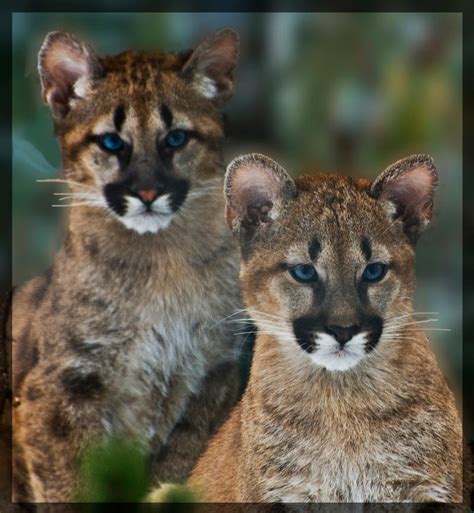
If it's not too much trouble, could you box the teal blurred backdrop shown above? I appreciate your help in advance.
[12,13,463,418]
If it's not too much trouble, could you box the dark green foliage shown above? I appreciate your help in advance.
[76,439,201,509]
[77,438,150,503]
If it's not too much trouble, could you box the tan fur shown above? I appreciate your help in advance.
[190,153,463,503]
[11,30,245,502]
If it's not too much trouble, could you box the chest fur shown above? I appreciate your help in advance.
[258,414,441,503]
[39,247,242,448]
[95,275,241,444]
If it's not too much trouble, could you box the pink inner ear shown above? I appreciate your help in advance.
[46,43,90,87]
[52,56,89,82]
[199,37,237,76]
[212,35,238,65]
[188,30,238,83]
[225,153,295,232]
[384,165,434,209]
[39,34,99,111]
[231,164,280,215]
[400,165,433,194]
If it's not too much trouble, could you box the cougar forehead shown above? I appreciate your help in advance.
[62,50,223,133]
[244,173,410,270]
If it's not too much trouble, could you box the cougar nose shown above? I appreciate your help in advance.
[136,189,158,204]
[326,325,360,347]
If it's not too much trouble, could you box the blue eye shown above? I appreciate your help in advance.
[98,133,124,153]
[289,264,318,284]
[362,263,388,282]
[165,129,188,148]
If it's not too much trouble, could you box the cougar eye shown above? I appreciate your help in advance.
[289,264,318,284]
[362,263,388,282]
[98,133,124,153]
[165,129,188,149]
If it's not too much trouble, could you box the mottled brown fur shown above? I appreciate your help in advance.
[12,29,244,502]
[191,153,463,503]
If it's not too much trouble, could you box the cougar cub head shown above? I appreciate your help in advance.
[225,153,438,372]
[38,29,239,234]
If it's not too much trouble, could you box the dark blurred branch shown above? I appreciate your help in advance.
[0,287,13,417]
[0,287,13,506]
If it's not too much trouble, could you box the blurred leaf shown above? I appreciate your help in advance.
[77,438,150,503]
[147,483,202,513]
[13,135,55,176]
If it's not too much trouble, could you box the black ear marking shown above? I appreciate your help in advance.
[245,200,273,225]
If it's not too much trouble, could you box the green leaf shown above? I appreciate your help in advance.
[77,438,150,503]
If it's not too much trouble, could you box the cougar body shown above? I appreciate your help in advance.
[190,153,463,503]
[12,29,244,501]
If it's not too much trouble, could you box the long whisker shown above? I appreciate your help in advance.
[235,330,288,338]
[245,309,288,321]
[228,318,283,327]
[51,202,105,208]
[54,193,102,202]
[53,192,100,196]
[207,309,252,330]
[384,312,439,322]
[251,321,288,331]
[400,328,451,332]
[253,323,292,335]
[235,331,257,359]
[36,178,96,190]
[384,318,439,330]
[380,335,418,340]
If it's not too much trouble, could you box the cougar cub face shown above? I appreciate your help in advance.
[225,153,437,372]
[38,30,238,234]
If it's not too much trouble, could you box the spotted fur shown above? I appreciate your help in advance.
[190,153,463,503]
[11,29,244,502]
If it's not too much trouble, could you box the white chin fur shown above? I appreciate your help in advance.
[115,194,175,235]
[119,214,174,234]
[309,332,367,372]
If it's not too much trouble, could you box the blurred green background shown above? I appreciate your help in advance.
[12,13,463,423]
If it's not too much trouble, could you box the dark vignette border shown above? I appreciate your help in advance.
[1,0,472,511]
[1,1,13,510]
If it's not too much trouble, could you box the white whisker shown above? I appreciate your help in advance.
[52,202,104,208]
[36,178,95,190]
[230,318,283,328]
[246,309,287,321]
[401,328,451,332]
[54,193,102,202]
[207,309,252,330]
[384,318,439,330]
[384,312,438,322]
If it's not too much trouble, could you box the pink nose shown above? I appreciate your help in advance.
[137,189,158,203]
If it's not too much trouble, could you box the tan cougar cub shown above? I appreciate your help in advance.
[11,29,244,501]
[190,153,463,502]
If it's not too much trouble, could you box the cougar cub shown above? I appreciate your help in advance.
[11,29,244,501]
[190,153,462,502]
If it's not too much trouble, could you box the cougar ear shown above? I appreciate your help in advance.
[224,153,296,243]
[38,31,103,119]
[182,28,239,103]
[371,154,438,243]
